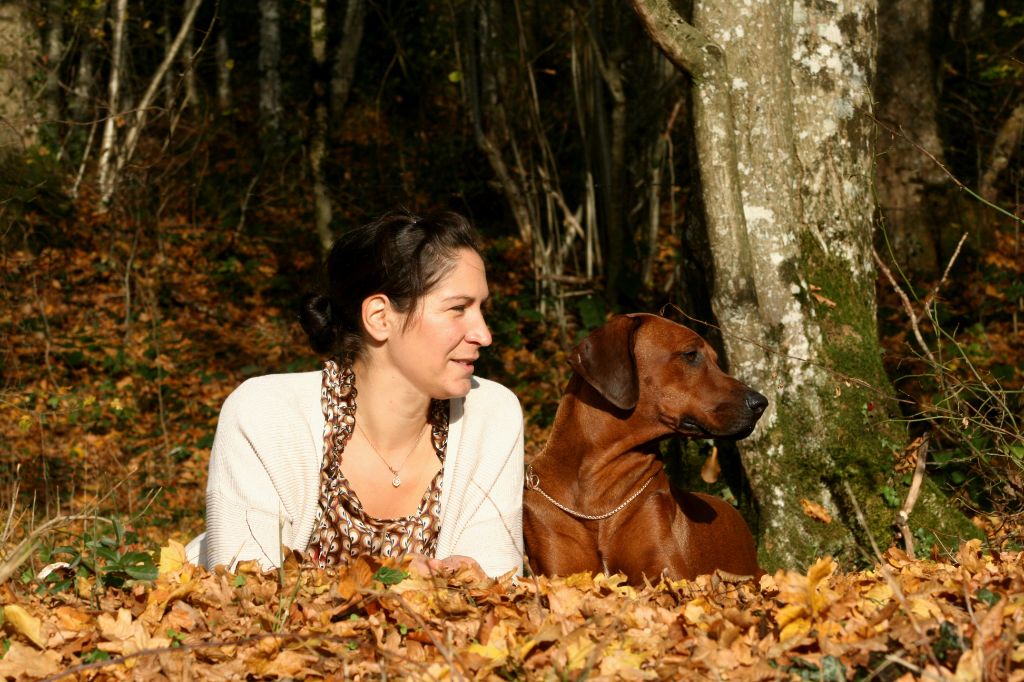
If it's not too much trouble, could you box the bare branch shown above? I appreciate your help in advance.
[628,0,721,79]
[895,433,930,559]
[872,248,938,366]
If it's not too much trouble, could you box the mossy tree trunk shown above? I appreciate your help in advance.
[632,0,979,571]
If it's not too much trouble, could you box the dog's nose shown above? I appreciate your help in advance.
[746,391,768,416]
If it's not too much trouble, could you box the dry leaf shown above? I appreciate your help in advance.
[159,538,187,576]
[3,604,45,648]
[812,292,838,308]
[0,641,62,678]
[954,649,982,682]
[800,498,833,524]
[261,649,318,677]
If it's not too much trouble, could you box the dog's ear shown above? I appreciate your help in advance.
[568,315,642,410]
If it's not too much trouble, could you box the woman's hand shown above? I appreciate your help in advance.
[407,553,487,583]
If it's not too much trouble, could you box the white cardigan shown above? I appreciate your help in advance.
[186,372,525,577]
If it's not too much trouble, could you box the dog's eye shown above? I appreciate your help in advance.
[679,350,700,364]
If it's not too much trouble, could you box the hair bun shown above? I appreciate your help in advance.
[299,292,336,355]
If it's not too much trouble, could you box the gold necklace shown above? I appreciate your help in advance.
[355,420,427,487]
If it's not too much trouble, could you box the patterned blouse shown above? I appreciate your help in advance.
[306,360,448,568]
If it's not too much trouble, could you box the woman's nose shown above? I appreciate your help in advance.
[467,312,492,347]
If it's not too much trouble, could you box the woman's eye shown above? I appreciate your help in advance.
[451,305,466,313]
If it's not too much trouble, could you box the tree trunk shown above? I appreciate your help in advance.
[181,0,199,108]
[259,0,282,144]
[632,0,979,570]
[874,0,947,276]
[44,1,63,125]
[215,25,232,111]
[162,3,174,109]
[581,8,629,305]
[310,0,333,250]
[97,0,128,206]
[0,2,42,152]
[70,31,96,122]
[979,101,1024,204]
[331,0,365,115]
[640,51,678,290]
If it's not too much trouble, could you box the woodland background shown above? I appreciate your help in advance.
[0,0,1022,678]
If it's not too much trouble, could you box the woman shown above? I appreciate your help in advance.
[186,209,524,578]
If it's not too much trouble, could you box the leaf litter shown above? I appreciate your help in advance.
[0,539,1020,680]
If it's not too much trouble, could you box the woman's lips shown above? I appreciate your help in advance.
[452,358,477,372]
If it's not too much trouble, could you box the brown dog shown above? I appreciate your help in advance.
[523,313,767,584]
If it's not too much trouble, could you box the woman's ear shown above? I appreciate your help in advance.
[361,294,392,342]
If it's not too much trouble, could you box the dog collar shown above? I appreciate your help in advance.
[525,464,657,521]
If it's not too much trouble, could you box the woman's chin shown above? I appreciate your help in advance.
[434,377,473,400]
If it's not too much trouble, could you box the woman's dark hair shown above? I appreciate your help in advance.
[300,209,483,358]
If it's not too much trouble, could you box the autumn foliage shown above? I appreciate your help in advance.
[0,539,1020,679]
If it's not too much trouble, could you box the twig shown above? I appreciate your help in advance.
[144,292,170,456]
[871,248,937,366]
[895,432,930,559]
[122,221,142,344]
[0,475,23,550]
[916,233,969,325]
[29,274,57,386]
[233,170,263,239]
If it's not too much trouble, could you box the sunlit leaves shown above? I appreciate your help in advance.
[0,541,1021,678]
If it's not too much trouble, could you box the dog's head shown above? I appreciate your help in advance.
[568,313,767,439]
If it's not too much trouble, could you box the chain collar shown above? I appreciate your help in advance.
[525,464,657,521]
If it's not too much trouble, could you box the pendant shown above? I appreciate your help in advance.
[392,475,401,487]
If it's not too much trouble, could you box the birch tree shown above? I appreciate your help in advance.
[631,0,979,569]
[96,0,128,203]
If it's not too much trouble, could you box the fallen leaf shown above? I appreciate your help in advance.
[3,604,45,648]
[159,538,187,576]
[261,649,318,677]
[812,291,837,308]
[954,649,982,682]
[0,641,62,677]
[801,498,833,524]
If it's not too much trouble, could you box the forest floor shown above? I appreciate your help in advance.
[0,206,1022,679]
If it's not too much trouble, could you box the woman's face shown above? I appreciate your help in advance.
[387,248,493,399]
